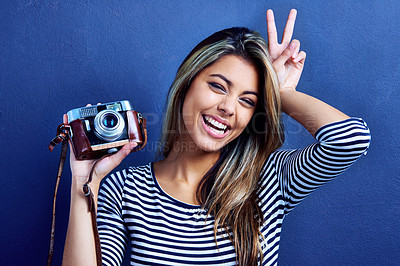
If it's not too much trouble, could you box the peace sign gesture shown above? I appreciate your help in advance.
[267,9,306,91]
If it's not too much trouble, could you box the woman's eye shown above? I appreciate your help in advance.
[208,82,226,93]
[240,98,255,107]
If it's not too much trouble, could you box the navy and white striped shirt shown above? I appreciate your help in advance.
[97,117,371,265]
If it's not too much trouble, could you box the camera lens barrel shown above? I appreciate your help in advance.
[94,110,125,142]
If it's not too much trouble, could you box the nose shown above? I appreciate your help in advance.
[218,96,235,116]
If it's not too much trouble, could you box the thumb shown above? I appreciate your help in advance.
[95,142,138,179]
[106,142,138,170]
[92,142,138,181]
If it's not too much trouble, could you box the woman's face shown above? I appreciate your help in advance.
[181,55,260,152]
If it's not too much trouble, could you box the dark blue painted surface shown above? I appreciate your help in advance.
[0,1,398,265]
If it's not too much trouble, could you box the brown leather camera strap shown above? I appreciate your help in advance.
[47,114,147,266]
[47,124,71,266]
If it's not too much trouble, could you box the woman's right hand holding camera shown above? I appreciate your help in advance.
[63,106,137,266]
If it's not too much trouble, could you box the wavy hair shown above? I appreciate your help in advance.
[158,27,284,265]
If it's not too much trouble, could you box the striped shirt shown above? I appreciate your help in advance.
[97,117,371,265]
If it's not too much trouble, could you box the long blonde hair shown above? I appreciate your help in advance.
[159,27,284,265]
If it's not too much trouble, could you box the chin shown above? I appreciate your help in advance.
[195,140,226,153]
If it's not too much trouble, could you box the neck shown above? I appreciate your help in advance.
[162,140,220,185]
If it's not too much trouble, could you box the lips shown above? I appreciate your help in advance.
[202,114,231,136]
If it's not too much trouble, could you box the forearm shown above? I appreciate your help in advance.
[63,179,100,266]
[280,89,349,137]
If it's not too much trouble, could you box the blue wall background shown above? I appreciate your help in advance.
[1,1,399,265]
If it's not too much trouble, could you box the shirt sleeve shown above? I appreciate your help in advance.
[271,117,371,214]
[97,169,130,266]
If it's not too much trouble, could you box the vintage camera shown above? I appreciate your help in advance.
[67,100,146,160]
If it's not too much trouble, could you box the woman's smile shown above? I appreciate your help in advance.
[201,114,231,139]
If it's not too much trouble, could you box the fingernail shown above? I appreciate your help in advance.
[130,142,138,149]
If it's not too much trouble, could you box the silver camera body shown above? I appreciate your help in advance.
[67,100,140,159]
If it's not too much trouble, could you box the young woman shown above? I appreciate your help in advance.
[62,9,371,265]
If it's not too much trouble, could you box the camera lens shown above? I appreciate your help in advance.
[102,113,118,128]
[94,110,125,142]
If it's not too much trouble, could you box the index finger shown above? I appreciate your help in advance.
[282,9,297,45]
[266,9,278,45]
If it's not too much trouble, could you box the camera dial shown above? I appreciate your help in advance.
[94,109,125,142]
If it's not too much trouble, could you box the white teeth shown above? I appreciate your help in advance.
[205,115,227,131]
[210,127,224,135]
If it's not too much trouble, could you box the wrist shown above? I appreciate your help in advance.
[71,176,100,194]
[279,88,298,113]
[279,86,296,95]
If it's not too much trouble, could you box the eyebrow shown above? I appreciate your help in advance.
[210,74,232,87]
[242,91,259,97]
[210,73,259,97]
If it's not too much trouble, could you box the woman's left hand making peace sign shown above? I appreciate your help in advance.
[267,9,306,91]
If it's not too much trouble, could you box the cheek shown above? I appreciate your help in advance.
[183,89,219,115]
[182,93,208,128]
[237,110,255,130]
[194,87,220,104]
